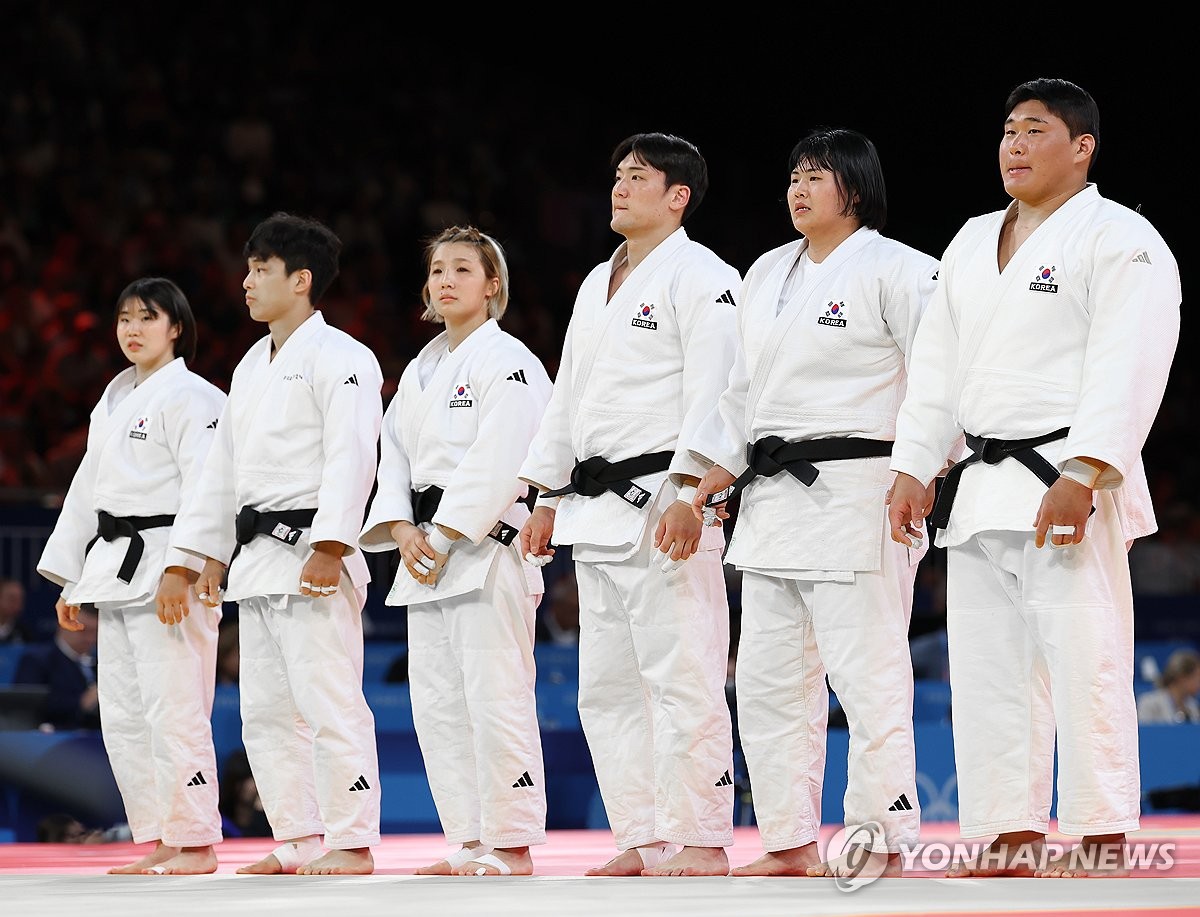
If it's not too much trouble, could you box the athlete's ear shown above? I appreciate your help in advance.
[1076,132,1096,163]
[670,184,691,213]
[293,268,313,296]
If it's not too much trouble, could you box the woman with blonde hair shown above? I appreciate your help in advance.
[360,225,553,876]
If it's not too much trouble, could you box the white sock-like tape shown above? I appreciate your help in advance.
[676,484,698,506]
[271,837,324,872]
[635,842,680,869]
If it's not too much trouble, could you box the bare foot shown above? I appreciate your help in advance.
[237,853,286,875]
[1035,835,1129,878]
[237,837,324,875]
[585,847,650,877]
[807,849,902,878]
[643,846,729,877]
[946,831,1045,878]
[731,843,821,877]
[142,846,218,875]
[109,841,176,875]
[415,843,489,875]
[452,846,533,876]
[298,848,374,875]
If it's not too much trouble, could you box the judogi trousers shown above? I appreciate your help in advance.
[946,498,1140,838]
[238,584,381,849]
[97,597,222,847]
[575,535,734,850]
[736,537,921,854]
[407,550,547,848]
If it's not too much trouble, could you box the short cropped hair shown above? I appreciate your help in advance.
[1004,77,1100,172]
[243,211,343,304]
[420,225,510,324]
[113,276,198,362]
[610,132,710,222]
[788,126,888,232]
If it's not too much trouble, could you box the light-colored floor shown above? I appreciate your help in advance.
[1,820,1198,917]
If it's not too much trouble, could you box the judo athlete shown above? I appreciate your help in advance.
[518,132,740,877]
[38,277,226,875]
[887,78,1181,877]
[360,226,553,877]
[161,212,384,875]
[690,127,939,878]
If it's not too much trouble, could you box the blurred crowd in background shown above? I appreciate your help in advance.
[0,5,1195,662]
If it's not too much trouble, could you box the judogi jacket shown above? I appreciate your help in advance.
[519,228,740,563]
[172,312,384,601]
[891,185,1181,548]
[38,358,226,606]
[690,228,939,573]
[359,319,553,604]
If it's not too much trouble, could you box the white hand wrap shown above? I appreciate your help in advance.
[1059,458,1101,489]
[676,484,698,506]
[658,550,685,574]
[525,552,553,567]
[427,527,455,556]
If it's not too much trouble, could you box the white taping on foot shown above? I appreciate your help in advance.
[444,845,492,870]
[470,852,512,876]
[272,838,324,872]
[635,842,680,869]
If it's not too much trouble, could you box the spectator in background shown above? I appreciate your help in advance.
[535,566,580,646]
[215,619,239,685]
[0,577,33,644]
[14,602,100,730]
[1137,648,1200,724]
[218,748,272,838]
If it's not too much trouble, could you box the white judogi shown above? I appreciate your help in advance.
[172,311,384,849]
[891,184,1181,837]
[360,319,552,848]
[37,357,225,848]
[519,228,740,850]
[689,229,938,852]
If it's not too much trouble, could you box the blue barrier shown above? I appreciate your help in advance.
[3,707,1197,841]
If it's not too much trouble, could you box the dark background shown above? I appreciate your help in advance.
[0,6,1192,620]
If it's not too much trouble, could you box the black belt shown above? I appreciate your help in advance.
[235,506,317,546]
[224,506,317,589]
[705,437,894,507]
[411,485,535,546]
[927,427,1087,530]
[85,511,176,584]
[541,451,674,508]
